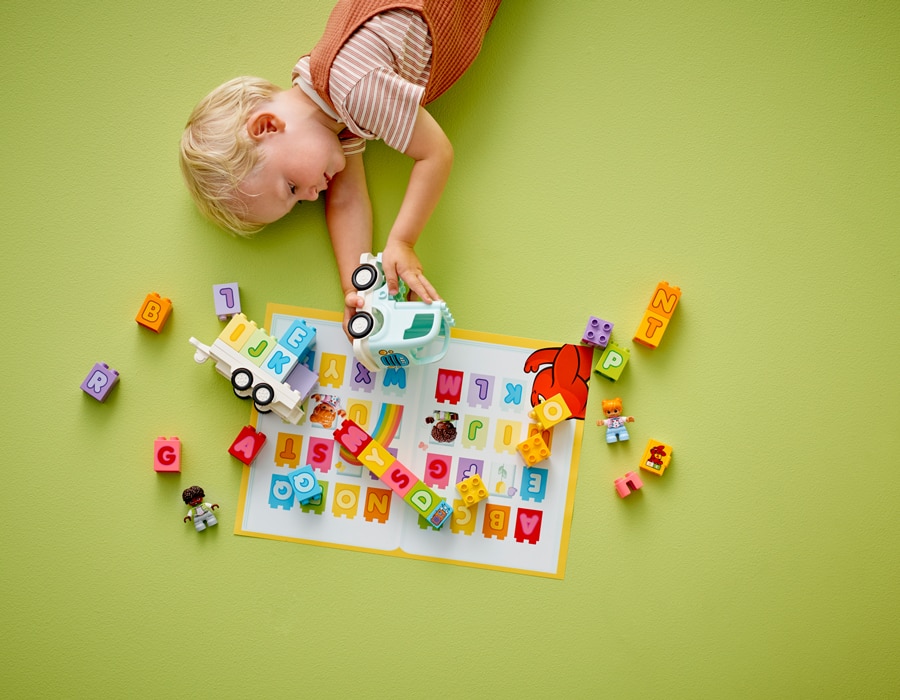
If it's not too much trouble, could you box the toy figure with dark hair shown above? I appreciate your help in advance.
[182,486,220,532]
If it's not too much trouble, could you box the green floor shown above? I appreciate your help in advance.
[2,1,898,696]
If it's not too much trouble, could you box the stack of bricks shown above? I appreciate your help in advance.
[515,392,572,468]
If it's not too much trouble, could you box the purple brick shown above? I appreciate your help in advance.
[212,283,241,320]
[285,361,317,399]
[582,316,614,348]
[81,362,119,402]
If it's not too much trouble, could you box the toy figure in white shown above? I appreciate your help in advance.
[182,486,219,532]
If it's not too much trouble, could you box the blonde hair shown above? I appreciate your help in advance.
[179,76,282,235]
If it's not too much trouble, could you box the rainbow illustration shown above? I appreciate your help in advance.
[339,402,404,465]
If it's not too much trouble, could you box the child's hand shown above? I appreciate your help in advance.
[342,290,365,342]
[382,241,439,303]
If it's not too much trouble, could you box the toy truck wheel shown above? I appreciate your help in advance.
[252,383,274,413]
[351,263,381,292]
[348,311,374,339]
[231,368,253,398]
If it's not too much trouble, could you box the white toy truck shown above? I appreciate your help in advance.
[347,253,455,372]
[189,314,317,425]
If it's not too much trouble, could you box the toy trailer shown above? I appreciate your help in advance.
[348,253,455,372]
[189,314,317,425]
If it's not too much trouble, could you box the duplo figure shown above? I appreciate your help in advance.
[598,398,635,443]
[182,486,220,532]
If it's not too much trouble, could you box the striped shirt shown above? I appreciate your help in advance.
[293,8,432,156]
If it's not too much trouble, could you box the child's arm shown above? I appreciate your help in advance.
[381,106,453,302]
[324,152,373,333]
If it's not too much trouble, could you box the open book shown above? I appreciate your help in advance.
[236,304,591,578]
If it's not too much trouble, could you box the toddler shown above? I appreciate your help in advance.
[180,0,501,332]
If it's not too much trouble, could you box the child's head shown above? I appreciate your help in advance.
[179,76,282,235]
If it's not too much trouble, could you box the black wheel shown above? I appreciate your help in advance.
[231,368,253,398]
[348,311,375,339]
[252,383,275,413]
[351,263,380,292]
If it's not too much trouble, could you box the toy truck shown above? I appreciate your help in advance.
[347,252,455,372]
[189,314,317,424]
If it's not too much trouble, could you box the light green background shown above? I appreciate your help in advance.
[3,1,898,697]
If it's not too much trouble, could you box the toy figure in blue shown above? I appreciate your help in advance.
[597,398,634,443]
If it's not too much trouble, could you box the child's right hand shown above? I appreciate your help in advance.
[342,290,365,342]
[381,240,439,303]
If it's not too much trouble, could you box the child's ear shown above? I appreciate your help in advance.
[247,112,284,140]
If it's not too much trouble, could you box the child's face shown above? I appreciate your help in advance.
[238,92,346,224]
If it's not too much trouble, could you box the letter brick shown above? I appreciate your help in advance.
[278,319,316,359]
[332,419,372,457]
[80,362,119,402]
[358,440,396,478]
[382,462,417,497]
[153,437,181,473]
[135,292,172,332]
[229,425,266,465]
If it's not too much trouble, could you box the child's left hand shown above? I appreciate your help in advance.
[382,240,440,303]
